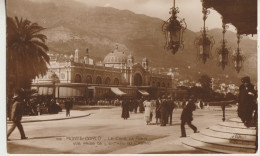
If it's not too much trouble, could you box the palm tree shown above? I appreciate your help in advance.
[7,16,50,97]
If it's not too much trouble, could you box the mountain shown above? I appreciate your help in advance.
[6,0,257,85]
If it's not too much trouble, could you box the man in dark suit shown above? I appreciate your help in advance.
[167,96,175,125]
[238,76,257,127]
[180,95,198,137]
[159,95,168,126]
[7,88,28,140]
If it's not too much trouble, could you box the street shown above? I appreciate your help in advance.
[7,106,237,154]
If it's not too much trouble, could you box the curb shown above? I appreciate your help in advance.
[7,113,91,124]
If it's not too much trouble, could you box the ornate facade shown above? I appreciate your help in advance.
[33,46,174,99]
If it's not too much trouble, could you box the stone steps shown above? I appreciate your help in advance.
[200,129,256,143]
[191,133,256,153]
[218,121,256,130]
[181,118,257,154]
[182,138,247,154]
[210,125,256,135]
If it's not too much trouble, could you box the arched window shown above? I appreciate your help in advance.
[75,74,82,83]
[162,82,165,87]
[96,76,102,84]
[86,75,92,84]
[157,82,160,87]
[105,77,111,85]
[114,78,119,85]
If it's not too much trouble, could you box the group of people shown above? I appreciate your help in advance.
[7,76,258,140]
[120,95,199,137]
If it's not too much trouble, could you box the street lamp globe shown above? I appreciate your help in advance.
[162,0,187,55]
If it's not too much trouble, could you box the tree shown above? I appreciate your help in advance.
[198,74,212,92]
[7,16,50,97]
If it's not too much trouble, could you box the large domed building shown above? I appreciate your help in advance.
[33,45,174,100]
[103,45,128,68]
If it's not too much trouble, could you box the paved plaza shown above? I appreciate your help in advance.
[7,106,237,154]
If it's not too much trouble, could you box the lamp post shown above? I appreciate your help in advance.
[162,0,187,55]
[216,22,231,70]
[232,34,246,73]
[194,6,214,64]
[51,72,59,103]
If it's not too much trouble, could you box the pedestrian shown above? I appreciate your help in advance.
[167,96,175,125]
[138,97,145,113]
[37,103,41,115]
[150,99,156,121]
[238,76,257,127]
[65,99,72,117]
[180,95,199,137]
[159,95,168,126]
[155,98,161,125]
[7,88,28,140]
[133,99,138,113]
[143,98,152,125]
[121,99,130,120]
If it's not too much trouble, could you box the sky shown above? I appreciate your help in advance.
[74,0,237,33]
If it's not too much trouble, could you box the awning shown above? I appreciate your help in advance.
[38,87,53,96]
[88,86,95,90]
[111,87,126,96]
[138,90,149,96]
[58,87,85,98]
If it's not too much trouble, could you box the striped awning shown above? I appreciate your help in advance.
[138,90,149,96]
[111,87,126,96]
[58,87,85,98]
[38,87,53,96]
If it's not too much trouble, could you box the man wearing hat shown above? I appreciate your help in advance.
[7,88,28,140]
[238,76,257,127]
[180,95,199,137]
[159,95,168,126]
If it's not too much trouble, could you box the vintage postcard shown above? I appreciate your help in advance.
[4,0,258,154]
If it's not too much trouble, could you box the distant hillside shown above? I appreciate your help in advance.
[6,0,257,85]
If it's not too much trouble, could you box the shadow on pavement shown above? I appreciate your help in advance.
[7,136,65,141]
[72,106,116,111]
[28,136,65,140]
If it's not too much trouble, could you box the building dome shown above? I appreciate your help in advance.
[103,51,127,64]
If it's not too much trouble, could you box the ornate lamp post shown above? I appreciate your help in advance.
[232,34,246,73]
[51,72,59,103]
[194,6,215,64]
[162,0,187,55]
[216,22,231,70]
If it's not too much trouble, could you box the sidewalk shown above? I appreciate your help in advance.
[7,109,91,124]
[6,105,235,124]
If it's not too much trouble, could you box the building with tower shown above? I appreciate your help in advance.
[32,45,176,100]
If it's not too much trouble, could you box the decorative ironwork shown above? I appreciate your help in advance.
[194,6,215,64]
[162,0,187,55]
[232,34,246,73]
[216,21,231,70]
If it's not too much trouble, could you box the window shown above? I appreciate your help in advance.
[86,75,92,83]
[75,74,82,83]
[105,77,111,85]
[96,76,102,84]
[114,78,119,85]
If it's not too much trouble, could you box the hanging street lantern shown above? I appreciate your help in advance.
[194,6,215,64]
[232,34,246,73]
[216,22,231,70]
[162,0,187,55]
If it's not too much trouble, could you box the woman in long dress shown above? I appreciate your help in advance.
[143,99,152,125]
[121,99,130,120]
